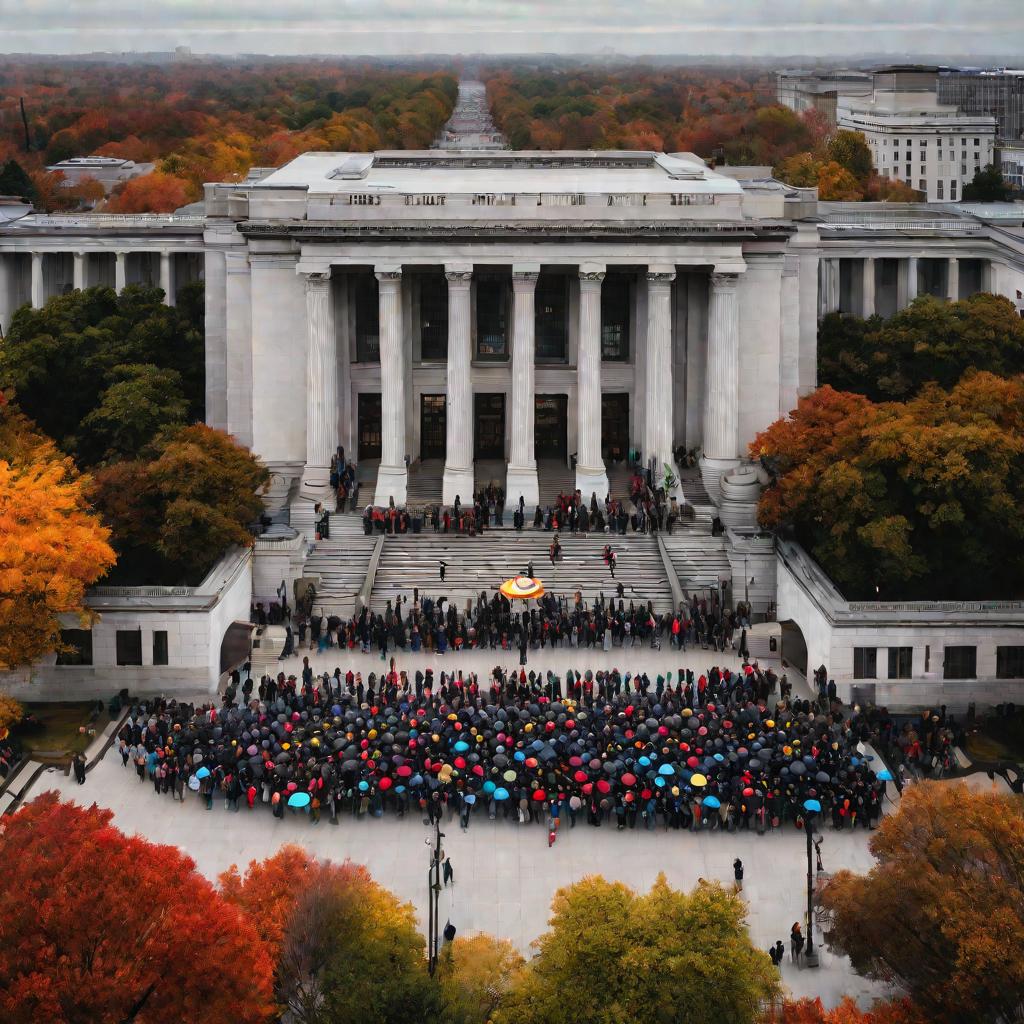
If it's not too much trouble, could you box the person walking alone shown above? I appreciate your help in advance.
[790,922,804,964]
[439,560,447,583]
[733,857,744,892]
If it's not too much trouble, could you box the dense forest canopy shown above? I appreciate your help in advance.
[0,62,457,210]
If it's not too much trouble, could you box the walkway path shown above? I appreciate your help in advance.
[435,80,506,150]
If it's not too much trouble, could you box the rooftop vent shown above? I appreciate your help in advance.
[328,155,375,180]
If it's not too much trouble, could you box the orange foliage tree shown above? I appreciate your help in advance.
[764,997,926,1023]
[0,397,115,669]
[106,170,190,213]
[0,793,275,1024]
[820,782,1024,1024]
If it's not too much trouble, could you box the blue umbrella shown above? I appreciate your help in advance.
[195,766,210,780]
[658,764,674,776]
[453,740,469,753]
[358,780,369,792]
[287,791,310,808]
[464,793,477,805]
[877,769,893,781]
[514,751,526,762]
[702,795,721,809]
[494,787,510,801]
[638,756,651,767]
[655,776,666,787]
[803,798,822,814]
[483,780,496,794]
[395,785,406,794]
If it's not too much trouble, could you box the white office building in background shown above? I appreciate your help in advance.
[838,66,997,203]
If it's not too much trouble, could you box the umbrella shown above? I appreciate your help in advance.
[287,792,310,808]
[621,772,637,786]
[702,795,721,809]
[494,787,510,801]
[499,575,545,600]
[464,793,477,805]
[690,773,707,787]
[503,769,517,782]
[877,769,894,781]
[658,764,674,776]
[804,798,822,814]
[195,766,210,780]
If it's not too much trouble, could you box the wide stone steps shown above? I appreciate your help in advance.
[662,535,733,594]
[369,532,675,613]
[303,534,379,616]
[407,459,444,509]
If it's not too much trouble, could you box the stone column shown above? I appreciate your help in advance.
[576,265,609,501]
[442,266,474,507]
[0,253,13,337]
[898,256,919,308]
[114,251,127,294]
[159,251,175,306]
[301,271,338,508]
[375,267,407,506]
[946,257,959,302]
[861,257,876,317]
[204,247,229,431]
[643,267,676,479]
[819,257,840,317]
[701,272,741,499]
[506,265,540,512]
[30,252,44,308]
[73,251,87,292]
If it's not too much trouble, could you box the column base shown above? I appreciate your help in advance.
[442,464,475,509]
[505,464,539,515]
[299,466,336,511]
[575,464,609,505]
[374,463,408,508]
[699,456,740,506]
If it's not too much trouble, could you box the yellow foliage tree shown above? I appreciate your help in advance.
[438,934,526,1024]
[817,160,864,200]
[0,692,22,740]
[0,399,116,669]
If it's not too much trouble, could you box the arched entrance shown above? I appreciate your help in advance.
[778,619,808,676]
[219,620,254,676]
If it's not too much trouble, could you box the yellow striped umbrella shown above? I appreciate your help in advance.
[499,575,545,600]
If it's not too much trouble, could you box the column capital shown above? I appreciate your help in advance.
[512,270,539,287]
[710,271,740,291]
[374,265,402,283]
[646,269,676,285]
[304,270,332,286]
[445,269,473,286]
[579,270,606,284]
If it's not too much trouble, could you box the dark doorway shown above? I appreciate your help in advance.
[535,395,567,459]
[779,620,808,676]
[601,393,629,462]
[420,394,446,459]
[358,392,382,460]
[474,393,505,459]
[419,272,448,360]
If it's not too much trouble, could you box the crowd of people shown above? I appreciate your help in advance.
[273,589,758,665]
[118,658,887,838]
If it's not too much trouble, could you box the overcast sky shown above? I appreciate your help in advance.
[1,0,1021,58]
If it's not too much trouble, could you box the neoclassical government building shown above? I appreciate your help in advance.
[2,149,1024,709]
[3,148,1023,513]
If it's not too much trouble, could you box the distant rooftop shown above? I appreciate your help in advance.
[254,150,743,196]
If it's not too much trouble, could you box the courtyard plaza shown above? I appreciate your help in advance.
[30,645,897,1009]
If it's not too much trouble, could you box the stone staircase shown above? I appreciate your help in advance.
[407,459,444,510]
[302,515,379,616]
[368,531,676,613]
[661,534,733,595]
[536,458,576,506]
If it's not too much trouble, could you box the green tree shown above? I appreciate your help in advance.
[0,159,37,204]
[0,285,204,460]
[494,874,778,1024]
[818,294,1024,401]
[753,373,1024,600]
[962,163,1012,202]
[92,424,268,585]
[821,782,1024,1024]
[79,363,188,464]
[827,129,873,183]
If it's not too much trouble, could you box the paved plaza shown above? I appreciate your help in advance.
[28,645,896,1009]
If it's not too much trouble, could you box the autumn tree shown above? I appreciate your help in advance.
[827,130,873,182]
[0,397,115,669]
[0,793,275,1024]
[438,934,525,1024]
[753,374,1024,599]
[764,997,927,1024]
[92,423,269,585]
[820,782,1024,1024]
[494,874,778,1024]
[819,293,1024,401]
[0,692,23,740]
[222,846,438,1024]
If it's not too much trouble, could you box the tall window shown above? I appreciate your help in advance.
[354,273,380,363]
[534,273,568,360]
[153,630,169,667]
[116,629,143,667]
[996,646,1024,679]
[601,274,631,360]
[419,272,448,361]
[853,647,877,679]
[56,629,93,666]
[943,645,977,679]
[887,647,913,679]
[476,276,508,359]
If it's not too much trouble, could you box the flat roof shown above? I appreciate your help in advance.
[254,150,743,196]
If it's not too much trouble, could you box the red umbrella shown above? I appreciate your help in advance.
[621,772,637,786]
[596,779,611,794]
[532,789,547,801]
[397,764,412,777]
[379,777,393,790]
[583,782,593,795]
[574,770,588,783]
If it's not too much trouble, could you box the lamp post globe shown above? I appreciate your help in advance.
[803,798,821,968]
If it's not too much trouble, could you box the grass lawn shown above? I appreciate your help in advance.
[15,702,101,759]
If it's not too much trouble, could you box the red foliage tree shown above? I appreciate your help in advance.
[0,793,275,1024]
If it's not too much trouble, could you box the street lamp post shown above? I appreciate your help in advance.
[803,798,821,968]
[427,820,444,975]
